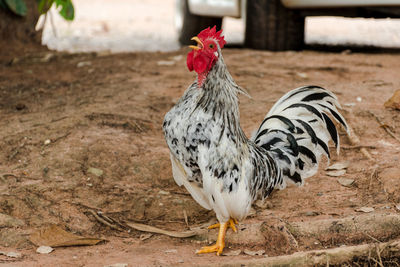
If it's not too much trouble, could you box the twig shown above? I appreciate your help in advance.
[370,256,384,267]
[341,145,376,150]
[368,166,379,190]
[52,132,71,143]
[88,210,124,231]
[369,111,400,143]
[0,173,18,182]
[364,232,381,243]
[376,244,384,267]
[183,209,189,228]
[51,116,68,123]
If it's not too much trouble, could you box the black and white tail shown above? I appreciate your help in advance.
[252,86,349,188]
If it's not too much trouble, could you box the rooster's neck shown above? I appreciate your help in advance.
[200,55,239,105]
[196,55,247,143]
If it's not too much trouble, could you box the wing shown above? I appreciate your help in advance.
[170,153,211,210]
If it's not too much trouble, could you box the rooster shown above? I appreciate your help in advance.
[163,26,348,255]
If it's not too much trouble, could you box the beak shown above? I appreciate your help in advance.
[189,36,203,51]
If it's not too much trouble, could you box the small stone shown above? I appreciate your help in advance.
[77,61,92,68]
[36,246,53,254]
[295,72,308,79]
[87,167,103,177]
[343,103,356,107]
[44,139,51,145]
[158,190,170,195]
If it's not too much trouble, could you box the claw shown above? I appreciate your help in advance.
[196,243,224,255]
[197,218,238,255]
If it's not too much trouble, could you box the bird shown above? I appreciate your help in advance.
[163,26,348,255]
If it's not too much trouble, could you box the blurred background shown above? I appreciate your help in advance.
[39,0,400,53]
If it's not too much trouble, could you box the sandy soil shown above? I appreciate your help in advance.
[1,46,400,266]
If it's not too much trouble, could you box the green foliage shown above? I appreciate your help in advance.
[0,0,74,21]
[38,0,74,21]
[1,0,27,16]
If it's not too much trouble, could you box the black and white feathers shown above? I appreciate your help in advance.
[163,49,348,224]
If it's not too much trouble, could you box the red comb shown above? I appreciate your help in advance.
[198,26,226,49]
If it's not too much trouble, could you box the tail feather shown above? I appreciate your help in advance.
[252,85,348,188]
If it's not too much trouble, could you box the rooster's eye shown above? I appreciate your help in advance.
[209,43,215,49]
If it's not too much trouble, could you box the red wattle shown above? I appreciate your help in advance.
[193,54,209,74]
[186,51,194,71]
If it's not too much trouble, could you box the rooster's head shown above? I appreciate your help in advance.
[186,26,226,87]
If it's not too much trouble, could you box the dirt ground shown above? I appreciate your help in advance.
[1,45,400,266]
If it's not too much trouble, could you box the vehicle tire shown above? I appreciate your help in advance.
[176,0,223,45]
[244,0,305,51]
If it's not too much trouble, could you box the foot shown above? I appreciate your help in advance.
[196,243,224,256]
[197,220,232,255]
[207,218,238,233]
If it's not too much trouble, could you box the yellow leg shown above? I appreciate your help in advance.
[197,221,228,255]
[207,218,238,233]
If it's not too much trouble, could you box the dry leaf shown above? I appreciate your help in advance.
[326,161,350,171]
[126,221,206,238]
[384,89,400,110]
[30,225,105,247]
[243,249,265,256]
[338,178,355,187]
[356,207,374,213]
[326,169,346,177]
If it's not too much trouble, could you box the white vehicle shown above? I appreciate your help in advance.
[175,0,400,50]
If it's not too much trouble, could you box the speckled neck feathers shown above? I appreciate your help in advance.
[194,53,248,144]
